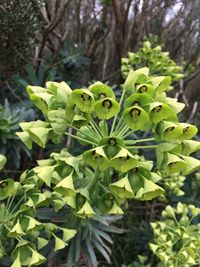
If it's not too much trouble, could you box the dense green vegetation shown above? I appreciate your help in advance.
[1,1,200,266]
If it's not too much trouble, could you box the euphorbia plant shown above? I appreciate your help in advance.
[1,67,200,266]
[150,203,200,267]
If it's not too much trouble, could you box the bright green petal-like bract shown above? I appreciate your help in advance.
[164,153,187,175]
[149,102,177,124]
[76,200,96,217]
[0,154,7,170]
[135,178,164,201]
[54,172,76,197]
[94,97,120,119]
[148,76,171,94]
[109,176,135,199]
[111,148,138,172]
[70,89,94,112]
[123,106,151,131]
[0,178,15,200]
[124,68,149,91]
[156,121,182,141]
[124,93,153,110]
[83,146,110,171]
[89,82,115,99]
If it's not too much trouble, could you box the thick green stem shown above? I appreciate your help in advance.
[98,182,110,193]
[87,169,100,190]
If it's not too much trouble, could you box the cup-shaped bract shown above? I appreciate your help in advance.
[164,97,185,114]
[148,76,171,94]
[65,100,89,127]
[94,97,120,120]
[124,68,149,91]
[181,140,200,155]
[0,178,15,200]
[109,175,135,199]
[70,89,94,112]
[83,146,110,171]
[178,123,198,140]
[136,83,155,95]
[75,188,90,209]
[0,154,7,170]
[76,200,96,218]
[135,178,165,201]
[180,155,200,175]
[46,81,72,101]
[28,127,51,148]
[124,93,153,110]
[47,109,68,136]
[108,202,124,215]
[26,85,53,114]
[111,148,138,172]
[123,106,151,131]
[155,121,182,141]
[99,137,123,158]
[163,153,187,175]
[89,82,115,100]
[54,172,76,197]
[149,102,177,124]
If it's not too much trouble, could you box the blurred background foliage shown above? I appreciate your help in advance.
[1,0,200,266]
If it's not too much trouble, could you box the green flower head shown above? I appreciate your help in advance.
[89,82,115,100]
[156,121,183,141]
[109,175,135,199]
[83,146,110,171]
[123,106,151,131]
[94,97,120,119]
[124,93,153,110]
[70,89,94,112]
[136,83,154,95]
[149,102,177,124]
[111,148,138,172]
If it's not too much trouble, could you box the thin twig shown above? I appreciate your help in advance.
[187,101,198,123]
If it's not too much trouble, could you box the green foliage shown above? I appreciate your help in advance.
[121,41,184,83]
[150,203,200,267]
[1,65,200,266]
[0,176,76,266]
[0,0,44,74]
[0,100,35,168]
[66,216,122,267]
[0,154,6,170]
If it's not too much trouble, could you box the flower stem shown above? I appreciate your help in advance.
[87,169,100,190]
[127,145,157,149]
[134,137,155,143]
[110,88,126,135]
[68,123,101,142]
[65,132,98,146]
[118,125,130,138]
[90,117,103,137]
[122,129,137,138]
[113,116,124,133]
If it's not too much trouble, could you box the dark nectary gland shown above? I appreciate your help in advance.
[102,99,113,108]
